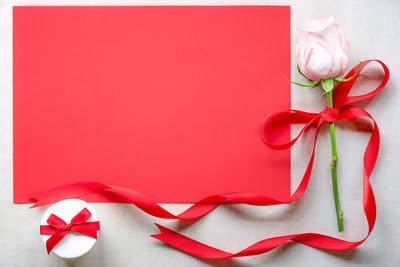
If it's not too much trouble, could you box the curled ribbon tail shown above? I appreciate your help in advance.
[150,60,388,258]
[32,60,390,259]
[29,182,111,208]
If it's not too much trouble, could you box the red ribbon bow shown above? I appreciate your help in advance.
[40,208,100,254]
[30,59,389,259]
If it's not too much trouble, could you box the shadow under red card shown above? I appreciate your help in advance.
[13,6,290,203]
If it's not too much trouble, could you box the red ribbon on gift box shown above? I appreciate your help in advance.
[40,208,100,254]
[31,59,389,259]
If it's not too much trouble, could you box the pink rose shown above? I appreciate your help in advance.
[296,17,350,81]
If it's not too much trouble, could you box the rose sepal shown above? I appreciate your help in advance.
[333,62,362,83]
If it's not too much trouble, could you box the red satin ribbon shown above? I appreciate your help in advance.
[30,60,389,259]
[40,208,100,254]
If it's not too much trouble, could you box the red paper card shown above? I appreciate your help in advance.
[13,6,290,203]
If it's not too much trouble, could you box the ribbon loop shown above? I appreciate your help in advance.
[333,60,389,108]
[70,207,92,225]
[262,110,319,150]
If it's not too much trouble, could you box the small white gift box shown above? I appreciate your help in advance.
[40,199,100,259]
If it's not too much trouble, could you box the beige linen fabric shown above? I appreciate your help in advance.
[0,1,399,266]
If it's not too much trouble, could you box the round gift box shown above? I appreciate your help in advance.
[40,199,100,259]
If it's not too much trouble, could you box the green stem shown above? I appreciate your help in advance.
[326,91,344,232]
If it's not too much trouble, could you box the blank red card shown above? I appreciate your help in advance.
[13,6,290,203]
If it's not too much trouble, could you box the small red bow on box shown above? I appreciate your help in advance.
[40,208,100,254]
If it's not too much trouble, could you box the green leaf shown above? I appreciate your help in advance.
[297,65,312,81]
[333,77,345,82]
[321,78,334,93]
[334,62,363,83]
[289,79,320,88]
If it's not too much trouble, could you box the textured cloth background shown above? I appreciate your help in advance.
[0,0,399,266]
